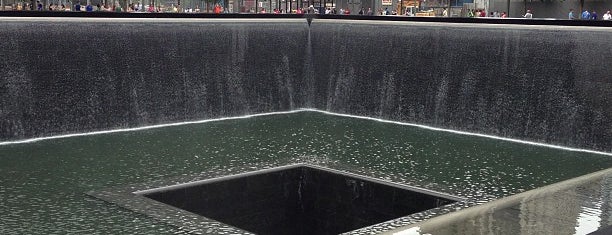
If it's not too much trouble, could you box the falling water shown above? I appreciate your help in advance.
[0,17,611,234]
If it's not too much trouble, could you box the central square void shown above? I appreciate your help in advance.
[141,165,458,235]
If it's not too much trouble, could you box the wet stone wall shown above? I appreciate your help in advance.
[310,21,612,152]
[0,19,310,139]
[0,18,610,152]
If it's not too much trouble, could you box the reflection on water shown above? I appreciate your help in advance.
[576,206,602,235]
[1,111,611,234]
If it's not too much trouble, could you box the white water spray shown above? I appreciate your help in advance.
[1,108,610,157]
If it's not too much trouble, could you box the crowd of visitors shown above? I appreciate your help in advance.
[6,1,143,12]
[568,8,611,20]
[465,8,611,20]
[2,1,612,20]
[1,1,227,12]
[464,9,507,18]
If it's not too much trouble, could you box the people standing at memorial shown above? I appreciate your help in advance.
[581,10,590,20]
[308,5,315,14]
[74,1,81,11]
[604,11,612,20]
[523,9,532,18]
[126,3,134,12]
[591,11,597,20]
[568,9,575,19]
[115,2,123,12]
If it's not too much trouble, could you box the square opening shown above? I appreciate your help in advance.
[140,165,458,235]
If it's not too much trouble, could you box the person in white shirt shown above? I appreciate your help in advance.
[603,10,612,20]
[523,9,533,18]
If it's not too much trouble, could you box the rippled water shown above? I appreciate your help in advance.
[1,111,611,234]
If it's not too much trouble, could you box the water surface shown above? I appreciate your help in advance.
[1,111,611,234]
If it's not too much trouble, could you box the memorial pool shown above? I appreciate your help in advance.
[2,110,611,234]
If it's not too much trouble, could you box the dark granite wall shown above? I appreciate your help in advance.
[144,166,455,235]
[145,168,303,234]
[0,19,610,152]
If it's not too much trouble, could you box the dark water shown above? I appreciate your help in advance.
[1,111,611,234]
